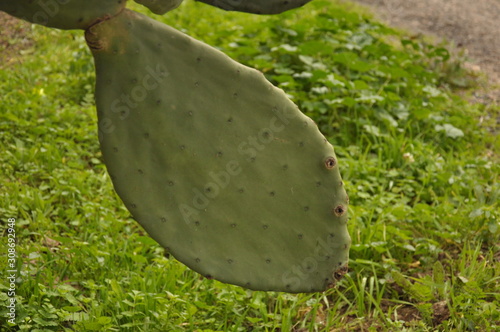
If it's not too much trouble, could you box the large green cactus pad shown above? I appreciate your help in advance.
[86,9,349,293]
[195,0,314,14]
[0,0,126,30]
[134,0,184,15]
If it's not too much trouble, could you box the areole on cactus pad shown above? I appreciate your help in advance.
[1,0,350,292]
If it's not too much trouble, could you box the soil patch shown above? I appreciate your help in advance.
[0,12,33,68]
[348,0,500,101]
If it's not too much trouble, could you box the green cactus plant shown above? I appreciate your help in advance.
[1,0,350,292]
[194,0,313,14]
[134,0,184,15]
[0,0,126,30]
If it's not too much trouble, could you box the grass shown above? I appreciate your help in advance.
[1,0,499,331]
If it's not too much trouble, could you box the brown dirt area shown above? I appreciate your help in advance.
[348,0,500,101]
[0,12,33,68]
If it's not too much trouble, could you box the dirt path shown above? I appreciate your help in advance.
[348,0,500,100]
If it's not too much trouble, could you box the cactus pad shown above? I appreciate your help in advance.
[195,0,313,14]
[85,8,349,293]
[0,0,126,30]
[133,0,183,15]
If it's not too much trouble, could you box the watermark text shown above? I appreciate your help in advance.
[5,218,17,325]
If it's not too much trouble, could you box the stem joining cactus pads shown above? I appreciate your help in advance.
[2,0,351,292]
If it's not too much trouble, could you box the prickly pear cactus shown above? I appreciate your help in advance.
[85,8,350,292]
[2,0,350,292]
[0,0,126,30]
[195,0,313,14]
[134,0,184,15]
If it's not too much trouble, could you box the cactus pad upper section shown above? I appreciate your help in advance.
[86,9,350,292]
[133,0,183,15]
[0,0,126,30]
[195,0,313,14]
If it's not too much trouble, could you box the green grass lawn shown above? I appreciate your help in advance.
[1,0,499,331]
